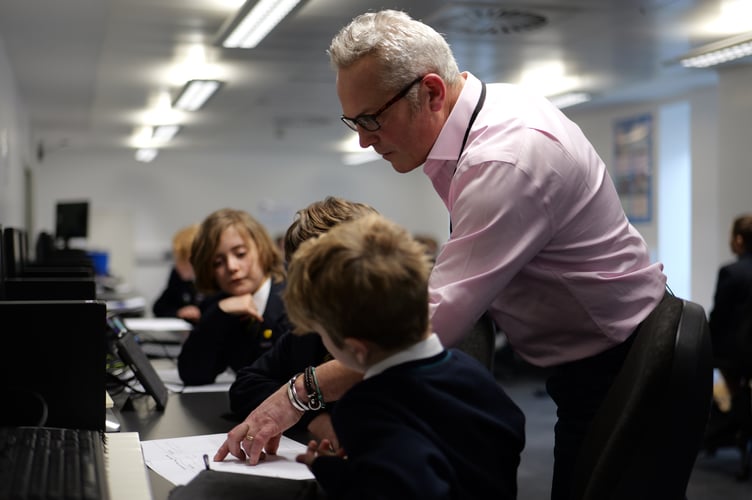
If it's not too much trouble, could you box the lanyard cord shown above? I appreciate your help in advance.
[457,81,487,163]
[450,81,487,234]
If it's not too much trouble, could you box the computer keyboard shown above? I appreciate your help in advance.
[0,426,110,500]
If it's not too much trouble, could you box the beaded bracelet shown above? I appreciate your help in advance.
[303,366,325,411]
[309,366,325,408]
[286,373,308,412]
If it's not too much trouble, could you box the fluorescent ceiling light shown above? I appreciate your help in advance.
[173,79,222,111]
[548,92,591,109]
[219,0,303,49]
[153,125,180,142]
[135,148,158,163]
[678,31,752,68]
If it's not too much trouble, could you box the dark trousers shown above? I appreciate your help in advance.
[545,329,636,500]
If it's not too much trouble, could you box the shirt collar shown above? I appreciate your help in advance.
[363,333,444,379]
[424,71,483,167]
[253,277,271,314]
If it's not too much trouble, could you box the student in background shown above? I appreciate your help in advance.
[704,214,752,479]
[152,223,203,323]
[283,214,525,500]
[708,214,752,397]
[225,196,378,446]
[177,208,289,386]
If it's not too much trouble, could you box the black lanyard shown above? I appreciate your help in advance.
[457,81,486,163]
[450,81,486,233]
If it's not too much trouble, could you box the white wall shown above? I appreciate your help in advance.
[30,147,448,308]
[689,88,720,311]
[717,64,752,252]
[657,101,691,299]
[0,35,32,230]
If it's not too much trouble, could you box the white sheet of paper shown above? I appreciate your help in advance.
[124,317,193,332]
[141,433,314,486]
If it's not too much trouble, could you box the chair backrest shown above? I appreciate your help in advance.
[571,295,714,500]
[34,230,56,263]
[455,312,496,372]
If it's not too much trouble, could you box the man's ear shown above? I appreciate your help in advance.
[422,74,446,112]
[343,337,370,366]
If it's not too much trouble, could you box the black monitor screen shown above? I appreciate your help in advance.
[55,201,89,244]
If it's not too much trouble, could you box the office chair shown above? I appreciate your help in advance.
[455,312,496,372]
[3,226,93,278]
[570,294,713,500]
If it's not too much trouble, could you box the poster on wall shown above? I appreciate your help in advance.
[613,113,653,223]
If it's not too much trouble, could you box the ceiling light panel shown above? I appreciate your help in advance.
[135,148,158,163]
[219,0,303,49]
[173,79,222,111]
[153,125,180,142]
[678,31,752,68]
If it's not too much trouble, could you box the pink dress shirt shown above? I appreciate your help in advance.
[424,72,667,367]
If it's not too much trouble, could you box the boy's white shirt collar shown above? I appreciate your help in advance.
[253,277,271,315]
[363,333,444,379]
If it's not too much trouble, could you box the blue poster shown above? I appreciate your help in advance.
[613,114,653,223]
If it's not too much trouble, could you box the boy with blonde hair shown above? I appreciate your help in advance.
[285,213,525,500]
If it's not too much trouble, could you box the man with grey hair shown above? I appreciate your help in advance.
[217,10,670,500]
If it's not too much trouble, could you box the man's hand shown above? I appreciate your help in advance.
[214,384,302,465]
[214,359,361,465]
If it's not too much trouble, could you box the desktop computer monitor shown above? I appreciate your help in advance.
[55,200,89,249]
[0,300,107,430]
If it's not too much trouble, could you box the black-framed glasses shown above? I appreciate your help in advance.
[340,76,424,132]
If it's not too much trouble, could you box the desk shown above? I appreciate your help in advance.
[116,355,313,500]
[103,294,148,316]
[98,284,148,317]
[118,391,240,499]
